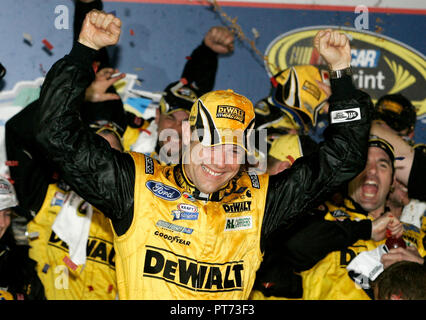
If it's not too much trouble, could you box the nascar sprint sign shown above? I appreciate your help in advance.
[264,26,426,115]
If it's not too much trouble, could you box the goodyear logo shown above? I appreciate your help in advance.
[265,26,426,116]
[143,246,244,292]
[216,105,245,124]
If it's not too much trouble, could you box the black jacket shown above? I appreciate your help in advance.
[0,229,45,300]
[34,42,373,247]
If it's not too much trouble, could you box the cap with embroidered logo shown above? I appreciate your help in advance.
[188,89,255,153]
[0,177,18,211]
[160,79,199,115]
[271,65,329,128]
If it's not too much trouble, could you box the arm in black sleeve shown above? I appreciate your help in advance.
[407,146,426,201]
[281,216,372,271]
[34,42,135,235]
[180,41,218,94]
[5,100,54,217]
[73,0,110,68]
[261,76,372,247]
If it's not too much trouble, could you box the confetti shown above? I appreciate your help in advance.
[42,264,50,273]
[42,39,54,51]
[63,256,78,271]
[23,33,33,46]
[251,27,259,39]
[39,64,47,76]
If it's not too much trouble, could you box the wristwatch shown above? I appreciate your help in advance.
[329,67,353,79]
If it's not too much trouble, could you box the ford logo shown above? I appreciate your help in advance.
[146,181,181,201]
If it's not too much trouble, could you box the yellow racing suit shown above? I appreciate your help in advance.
[27,183,117,300]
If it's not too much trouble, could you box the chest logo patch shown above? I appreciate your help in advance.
[146,180,181,201]
[224,216,253,232]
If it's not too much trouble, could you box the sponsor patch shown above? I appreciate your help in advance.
[50,191,66,207]
[156,220,193,234]
[247,171,260,189]
[224,216,253,231]
[145,156,154,175]
[223,201,252,213]
[171,210,199,221]
[146,181,181,201]
[330,108,361,124]
[331,209,350,218]
[183,192,197,202]
[216,105,245,124]
[302,80,321,100]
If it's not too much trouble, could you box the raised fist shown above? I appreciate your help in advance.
[78,10,122,50]
[204,26,235,54]
[314,29,351,70]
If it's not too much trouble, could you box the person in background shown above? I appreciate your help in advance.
[279,137,404,300]
[250,137,403,300]
[0,177,45,300]
[372,260,426,300]
[373,93,417,141]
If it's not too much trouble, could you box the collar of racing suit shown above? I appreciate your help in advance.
[340,196,369,217]
[172,163,242,202]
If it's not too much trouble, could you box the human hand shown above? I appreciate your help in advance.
[204,26,234,54]
[85,68,126,102]
[78,10,122,50]
[371,212,403,242]
[313,29,351,70]
[381,246,424,268]
[315,80,331,113]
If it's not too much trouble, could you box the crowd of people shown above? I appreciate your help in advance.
[0,0,424,300]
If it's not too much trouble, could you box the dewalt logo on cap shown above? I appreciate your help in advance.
[216,105,245,124]
[189,90,255,152]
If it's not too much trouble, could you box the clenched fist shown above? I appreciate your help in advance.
[204,26,234,54]
[314,29,351,71]
[78,10,122,51]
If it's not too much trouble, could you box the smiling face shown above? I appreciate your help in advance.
[183,141,244,194]
[348,147,393,217]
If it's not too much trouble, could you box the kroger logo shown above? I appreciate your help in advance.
[146,181,181,201]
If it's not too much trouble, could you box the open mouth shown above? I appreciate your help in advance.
[201,165,224,177]
[361,180,379,198]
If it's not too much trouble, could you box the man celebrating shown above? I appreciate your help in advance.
[35,11,373,299]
